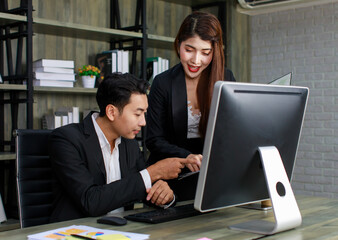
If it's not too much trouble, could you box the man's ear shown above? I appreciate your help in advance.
[105,104,118,121]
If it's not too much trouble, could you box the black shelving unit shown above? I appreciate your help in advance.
[0,0,33,152]
[0,0,33,219]
[110,0,148,156]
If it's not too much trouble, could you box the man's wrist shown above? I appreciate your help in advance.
[146,164,160,183]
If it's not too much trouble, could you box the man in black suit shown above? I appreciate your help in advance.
[49,73,197,222]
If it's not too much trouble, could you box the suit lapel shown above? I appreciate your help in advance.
[83,112,106,179]
[172,64,188,143]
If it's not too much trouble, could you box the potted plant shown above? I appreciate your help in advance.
[78,65,101,88]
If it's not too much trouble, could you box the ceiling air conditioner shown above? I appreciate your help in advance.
[237,0,338,15]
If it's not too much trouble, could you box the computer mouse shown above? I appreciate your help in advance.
[97,216,128,226]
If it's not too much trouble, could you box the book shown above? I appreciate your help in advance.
[33,80,74,88]
[33,59,74,69]
[97,49,129,77]
[146,57,169,85]
[27,225,149,240]
[146,57,157,85]
[122,50,129,73]
[34,72,76,81]
[95,52,112,79]
[42,106,79,129]
[55,111,69,126]
[56,107,80,124]
[54,115,62,129]
[41,115,52,130]
[115,50,123,73]
[72,107,80,123]
[102,49,124,73]
[33,66,74,74]
[112,51,117,73]
[41,115,62,129]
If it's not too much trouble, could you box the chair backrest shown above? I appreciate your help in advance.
[15,129,54,228]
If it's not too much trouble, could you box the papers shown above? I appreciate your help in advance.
[27,225,149,240]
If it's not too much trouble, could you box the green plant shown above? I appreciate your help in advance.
[78,65,101,77]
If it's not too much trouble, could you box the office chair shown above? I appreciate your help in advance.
[15,129,54,228]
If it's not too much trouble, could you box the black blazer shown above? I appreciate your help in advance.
[146,63,235,200]
[49,113,147,222]
[146,63,236,163]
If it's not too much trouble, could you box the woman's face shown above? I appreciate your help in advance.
[179,35,213,81]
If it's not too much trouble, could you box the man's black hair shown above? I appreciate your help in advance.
[96,73,149,117]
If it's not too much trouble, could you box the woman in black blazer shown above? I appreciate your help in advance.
[146,11,236,200]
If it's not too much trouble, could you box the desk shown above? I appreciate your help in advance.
[1,195,338,240]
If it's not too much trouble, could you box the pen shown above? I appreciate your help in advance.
[70,234,95,240]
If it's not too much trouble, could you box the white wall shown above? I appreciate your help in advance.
[250,2,338,198]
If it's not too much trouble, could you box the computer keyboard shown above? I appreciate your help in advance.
[124,204,203,223]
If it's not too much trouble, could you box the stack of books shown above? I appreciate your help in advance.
[146,57,169,85]
[42,106,80,129]
[95,49,129,79]
[33,59,75,87]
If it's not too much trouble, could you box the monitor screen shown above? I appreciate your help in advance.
[194,81,308,213]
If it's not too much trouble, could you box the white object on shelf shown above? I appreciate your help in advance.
[0,193,7,223]
[81,76,96,88]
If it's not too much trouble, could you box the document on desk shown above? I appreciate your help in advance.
[27,225,149,240]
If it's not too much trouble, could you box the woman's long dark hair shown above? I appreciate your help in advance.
[174,11,225,137]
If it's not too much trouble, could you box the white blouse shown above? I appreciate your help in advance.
[187,101,201,139]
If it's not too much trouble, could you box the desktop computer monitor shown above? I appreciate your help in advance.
[194,81,308,235]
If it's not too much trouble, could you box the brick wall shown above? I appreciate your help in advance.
[250,2,338,198]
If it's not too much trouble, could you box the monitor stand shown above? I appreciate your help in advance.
[240,201,272,211]
[229,146,302,235]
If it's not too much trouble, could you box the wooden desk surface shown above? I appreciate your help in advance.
[1,195,338,240]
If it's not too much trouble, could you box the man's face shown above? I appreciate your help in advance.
[113,93,148,139]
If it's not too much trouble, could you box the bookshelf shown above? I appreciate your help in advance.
[0,153,15,161]
[0,0,192,157]
[0,0,228,225]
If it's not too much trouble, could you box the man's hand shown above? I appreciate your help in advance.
[185,154,202,172]
[146,180,174,206]
[147,157,199,182]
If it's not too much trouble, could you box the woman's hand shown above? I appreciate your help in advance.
[185,154,202,172]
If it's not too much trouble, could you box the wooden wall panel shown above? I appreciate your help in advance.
[227,0,251,83]
[146,0,191,67]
